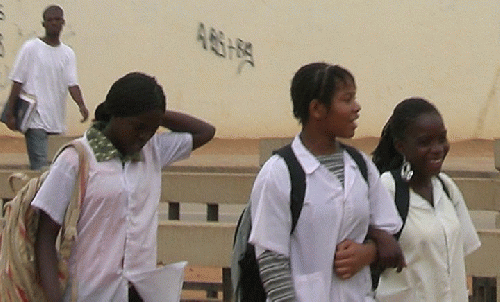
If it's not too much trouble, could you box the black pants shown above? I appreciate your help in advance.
[129,285,143,302]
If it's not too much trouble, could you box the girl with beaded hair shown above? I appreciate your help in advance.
[372,97,480,301]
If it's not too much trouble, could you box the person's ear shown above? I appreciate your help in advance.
[309,99,327,121]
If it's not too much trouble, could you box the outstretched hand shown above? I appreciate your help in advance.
[334,239,377,280]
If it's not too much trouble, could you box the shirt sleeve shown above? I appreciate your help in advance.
[150,131,193,168]
[9,41,32,84]
[249,155,292,257]
[258,250,297,301]
[439,173,481,256]
[64,47,78,87]
[31,147,79,225]
[366,155,403,235]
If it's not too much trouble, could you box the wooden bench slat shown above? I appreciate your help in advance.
[157,221,236,267]
[161,172,255,205]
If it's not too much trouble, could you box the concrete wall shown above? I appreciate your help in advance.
[0,0,499,140]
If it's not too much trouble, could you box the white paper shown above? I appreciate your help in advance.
[17,93,36,133]
[128,261,187,302]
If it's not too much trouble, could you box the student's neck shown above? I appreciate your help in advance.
[409,172,433,188]
[299,130,337,155]
[40,35,60,46]
[409,173,435,202]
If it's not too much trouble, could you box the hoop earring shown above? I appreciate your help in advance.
[401,157,413,182]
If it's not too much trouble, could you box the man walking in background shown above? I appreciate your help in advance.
[3,4,88,170]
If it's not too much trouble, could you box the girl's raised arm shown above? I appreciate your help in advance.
[161,110,215,150]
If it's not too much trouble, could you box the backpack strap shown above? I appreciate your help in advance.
[391,170,452,240]
[339,143,368,184]
[390,169,410,240]
[437,175,451,201]
[59,140,89,243]
[371,169,410,290]
[55,140,89,302]
[273,144,306,234]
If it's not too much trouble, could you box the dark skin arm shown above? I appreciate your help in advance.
[68,85,89,123]
[334,239,377,279]
[334,227,406,279]
[4,81,23,131]
[35,210,63,302]
[161,110,216,150]
[367,226,406,272]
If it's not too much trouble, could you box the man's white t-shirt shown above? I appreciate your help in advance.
[9,38,78,133]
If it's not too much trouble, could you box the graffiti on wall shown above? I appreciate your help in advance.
[0,5,4,58]
[197,22,254,74]
[0,4,8,91]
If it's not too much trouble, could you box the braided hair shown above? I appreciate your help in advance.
[372,97,441,173]
[290,63,355,124]
[94,72,166,123]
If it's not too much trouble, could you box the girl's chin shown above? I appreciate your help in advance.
[428,166,443,176]
[338,129,356,139]
[428,162,444,172]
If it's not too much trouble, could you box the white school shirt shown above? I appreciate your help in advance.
[376,172,481,302]
[249,135,402,302]
[32,131,192,301]
[9,38,78,133]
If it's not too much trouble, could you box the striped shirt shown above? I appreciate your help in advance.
[316,144,345,186]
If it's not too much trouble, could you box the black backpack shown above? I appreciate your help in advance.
[231,143,368,302]
[370,169,452,289]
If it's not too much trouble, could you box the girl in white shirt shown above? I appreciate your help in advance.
[33,72,215,301]
[372,97,480,301]
[249,63,403,302]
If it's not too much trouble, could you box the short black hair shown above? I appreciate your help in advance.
[42,5,63,20]
[290,62,355,124]
[372,97,441,173]
[94,72,166,122]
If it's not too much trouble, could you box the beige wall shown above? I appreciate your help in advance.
[0,1,499,140]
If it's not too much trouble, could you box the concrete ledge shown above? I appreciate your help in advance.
[455,178,500,212]
[470,211,500,229]
[0,169,41,199]
[465,229,500,300]
[258,137,293,166]
[495,139,500,172]
[47,135,79,160]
